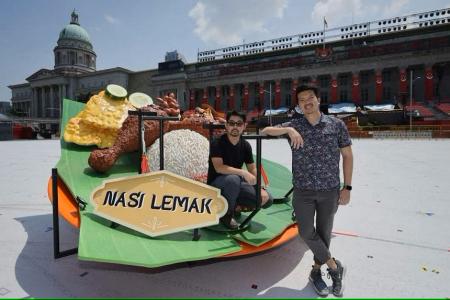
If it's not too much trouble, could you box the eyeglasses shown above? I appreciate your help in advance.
[227,121,244,127]
[298,95,316,103]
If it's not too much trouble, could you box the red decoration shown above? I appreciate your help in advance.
[375,72,383,103]
[242,84,249,111]
[399,69,407,94]
[425,67,434,102]
[291,79,298,104]
[330,78,338,103]
[189,89,195,110]
[258,82,265,111]
[352,74,360,104]
[274,80,281,108]
[202,88,208,105]
[215,86,221,111]
[228,86,235,110]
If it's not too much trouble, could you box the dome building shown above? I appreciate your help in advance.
[9,11,131,121]
[54,10,96,73]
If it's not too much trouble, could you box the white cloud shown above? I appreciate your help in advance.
[311,0,364,27]
[311,0,412,27]
[104,14,119,24]
[189,0,288,46]
[382,0,410,17]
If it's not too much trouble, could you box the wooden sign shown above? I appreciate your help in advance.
[91,171,228,237]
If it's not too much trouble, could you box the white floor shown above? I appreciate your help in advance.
[0,139,449,298]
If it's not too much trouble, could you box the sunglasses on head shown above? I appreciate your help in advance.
[227,121,244,127]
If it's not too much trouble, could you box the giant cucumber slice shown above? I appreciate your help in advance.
[105,84,127,100]
[129,92,153,108]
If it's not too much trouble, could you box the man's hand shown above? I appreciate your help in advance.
[261,188,270,206]
[339,189,351,205]
[241,170,256,185]
[288,127,304,149]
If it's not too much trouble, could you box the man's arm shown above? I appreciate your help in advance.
[341,146,353,186]
[261,126,304,149]
[246,162,257,177]
[339,146,353,205]
[260,126,292,136]
[211,157,256,184]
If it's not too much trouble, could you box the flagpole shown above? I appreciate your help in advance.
[323,17,326,50]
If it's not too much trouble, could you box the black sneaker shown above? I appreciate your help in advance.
[309,267,329,297]
[219,214,239,230]
[327,259,346,297]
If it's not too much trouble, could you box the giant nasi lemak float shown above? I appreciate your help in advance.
[48,84,298,268]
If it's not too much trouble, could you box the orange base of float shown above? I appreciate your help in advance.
[47,177,298,257]
[47,177,80,228]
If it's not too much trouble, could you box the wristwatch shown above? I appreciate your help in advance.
[344,185,352,191]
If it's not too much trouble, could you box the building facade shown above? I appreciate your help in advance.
[9,8,450,119]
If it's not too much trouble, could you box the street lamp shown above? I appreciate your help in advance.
[262,82,273,126]
[409,70,421,131]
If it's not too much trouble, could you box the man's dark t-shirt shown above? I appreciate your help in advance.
[207,134,254,184]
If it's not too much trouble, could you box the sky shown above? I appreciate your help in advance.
[1,0,450,102]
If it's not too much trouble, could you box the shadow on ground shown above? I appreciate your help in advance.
[15,214,312,298]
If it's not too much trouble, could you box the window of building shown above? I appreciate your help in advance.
[360,73,369,85]
[382,70,392,82]
[70,51,76,65]
[320,92,328,103]
[339,75,349,86]
[320,77,329,88]
[361,88,369,103]
[383,87,391,100]
[339,90,348,102]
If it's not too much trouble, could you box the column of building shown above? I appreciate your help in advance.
[188,62,438,113]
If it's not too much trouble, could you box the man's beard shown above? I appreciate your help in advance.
[229,129,240,136]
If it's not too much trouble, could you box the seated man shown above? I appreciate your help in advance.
[207,110,272,229]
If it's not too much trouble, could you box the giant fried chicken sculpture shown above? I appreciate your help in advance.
[88,96,225,173]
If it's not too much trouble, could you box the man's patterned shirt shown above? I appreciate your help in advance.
[280,114,352,191]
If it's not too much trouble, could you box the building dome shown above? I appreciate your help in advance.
[54,10,96,72]
[59,24,91,45]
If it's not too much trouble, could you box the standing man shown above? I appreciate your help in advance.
[208,110,272,230]
[261,85,353,297]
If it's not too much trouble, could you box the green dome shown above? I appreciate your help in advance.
[59,24,91,44]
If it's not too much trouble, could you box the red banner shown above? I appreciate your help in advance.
[202,88,208,105]
[215,86,221,111]
[228,86,235,111]
[189,89,195,110]
[399,69,408,94]
[258,82,265,111]
[375,71,383,104]
[330,77,338,103]
[352,74,360,104]
[242,84,249,111]
[275,80,281,108]
[292,79,298,104]
[425,67,434,102]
